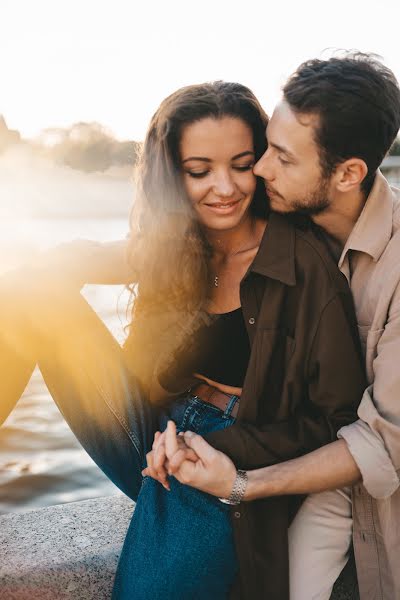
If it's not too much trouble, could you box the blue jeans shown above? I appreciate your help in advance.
[4,293,239,598]
[113,394,239,599]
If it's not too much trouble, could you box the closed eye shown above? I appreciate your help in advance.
[233,163,254,172]
[185,170,209,178]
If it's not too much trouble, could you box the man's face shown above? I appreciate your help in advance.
[254,100,334,216]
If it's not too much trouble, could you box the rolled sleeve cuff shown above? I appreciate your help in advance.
[338,420,399,499]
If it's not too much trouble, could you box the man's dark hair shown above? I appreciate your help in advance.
[283,52,400,193]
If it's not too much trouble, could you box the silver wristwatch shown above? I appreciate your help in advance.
[219,470,248,505]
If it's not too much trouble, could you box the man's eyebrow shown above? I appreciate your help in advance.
[268,141,296,160]
[181,151,255,164]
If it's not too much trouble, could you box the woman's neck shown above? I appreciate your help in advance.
[206,216,265,259]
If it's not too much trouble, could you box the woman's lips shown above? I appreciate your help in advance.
[204,199,241,213]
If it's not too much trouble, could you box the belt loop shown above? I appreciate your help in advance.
[224,394,239,418]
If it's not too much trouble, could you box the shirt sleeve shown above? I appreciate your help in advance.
[204,293,366,470]
[338,286,400,499]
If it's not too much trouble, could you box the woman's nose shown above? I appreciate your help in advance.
[213,173,236,197]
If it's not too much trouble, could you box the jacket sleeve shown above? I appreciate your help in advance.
[0,238,135,426]
[1,238,135,291]
[204,294,366,470]
[338,283,400,499]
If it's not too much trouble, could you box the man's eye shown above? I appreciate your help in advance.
[278,156,290,165]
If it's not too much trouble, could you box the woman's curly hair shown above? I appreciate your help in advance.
[123,81,268,394]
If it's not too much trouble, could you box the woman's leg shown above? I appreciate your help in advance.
[1,288,160,501]
[113,395,239,600]
[288,487,353,600]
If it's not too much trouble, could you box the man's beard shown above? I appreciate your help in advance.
[288,176,331,217]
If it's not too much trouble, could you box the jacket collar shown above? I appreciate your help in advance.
[249,211,296,286]
[338,170,394,268]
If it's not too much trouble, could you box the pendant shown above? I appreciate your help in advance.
[214,276,219,287]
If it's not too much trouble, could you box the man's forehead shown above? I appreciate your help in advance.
[267,100,319,151]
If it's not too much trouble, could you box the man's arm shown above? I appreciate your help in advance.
[336,286,400,499]
[164,423,361,500]
[243,439,360,500]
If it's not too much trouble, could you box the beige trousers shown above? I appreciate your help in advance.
[288,487,353,600]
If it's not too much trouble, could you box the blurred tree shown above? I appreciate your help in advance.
[389,138,400,156]
[39,122,141,172]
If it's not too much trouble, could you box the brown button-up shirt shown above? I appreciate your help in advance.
[333,171,400,600]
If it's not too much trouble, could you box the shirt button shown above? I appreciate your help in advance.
[234,511,241,519]
[248,317,255,325]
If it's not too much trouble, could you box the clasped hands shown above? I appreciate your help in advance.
[141,421,237,499]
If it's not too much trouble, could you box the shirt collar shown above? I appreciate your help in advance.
[250,211,296,286]
[338,170,394,268]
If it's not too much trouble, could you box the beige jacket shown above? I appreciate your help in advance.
[337,171,400,600]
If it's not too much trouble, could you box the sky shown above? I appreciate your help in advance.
[2,0,400,141]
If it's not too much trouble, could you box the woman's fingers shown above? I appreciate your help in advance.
[165,420,178,458]
[143,438,170,491]
[153,431,170,490]
[165,420,199,472]
[155,448,169,489]
[143,450,157,480]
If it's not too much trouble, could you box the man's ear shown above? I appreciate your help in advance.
[333,158,368,193]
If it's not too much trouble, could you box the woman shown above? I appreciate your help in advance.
[0,82,365,599]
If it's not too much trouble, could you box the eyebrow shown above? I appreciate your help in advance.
[268,141,296,161]
[181,151,255,164]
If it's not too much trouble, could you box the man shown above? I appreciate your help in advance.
[150,53,400,599]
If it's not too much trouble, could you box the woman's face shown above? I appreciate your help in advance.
[179,116,257,232]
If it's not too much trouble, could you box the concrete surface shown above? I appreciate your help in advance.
[0,494,358,599]
[0,495,133,600]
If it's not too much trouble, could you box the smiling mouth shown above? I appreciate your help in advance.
[206,199,241,209]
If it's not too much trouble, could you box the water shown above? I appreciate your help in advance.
[0,216,132,513]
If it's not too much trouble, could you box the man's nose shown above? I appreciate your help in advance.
[254,150,274,181]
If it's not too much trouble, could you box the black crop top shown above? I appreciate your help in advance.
[159,308,251,389]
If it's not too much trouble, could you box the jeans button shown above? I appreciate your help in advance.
[234,511,241,519]
[248,317,255,325]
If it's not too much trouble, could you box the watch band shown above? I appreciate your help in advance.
[219,470,248,505]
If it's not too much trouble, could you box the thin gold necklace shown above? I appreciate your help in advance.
[213,241,260,287]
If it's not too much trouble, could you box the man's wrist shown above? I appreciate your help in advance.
[219,470,248,505]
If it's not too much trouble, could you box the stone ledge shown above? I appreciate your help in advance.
[0,494,358,599]
[0,495,134,600]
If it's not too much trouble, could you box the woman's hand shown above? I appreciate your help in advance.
[142,431,170,490]
[142,424,198,490]
[165,421,237,499]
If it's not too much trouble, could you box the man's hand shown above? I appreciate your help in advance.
[165,421,237,499]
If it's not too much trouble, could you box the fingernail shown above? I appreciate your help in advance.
[184,431,194,438]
